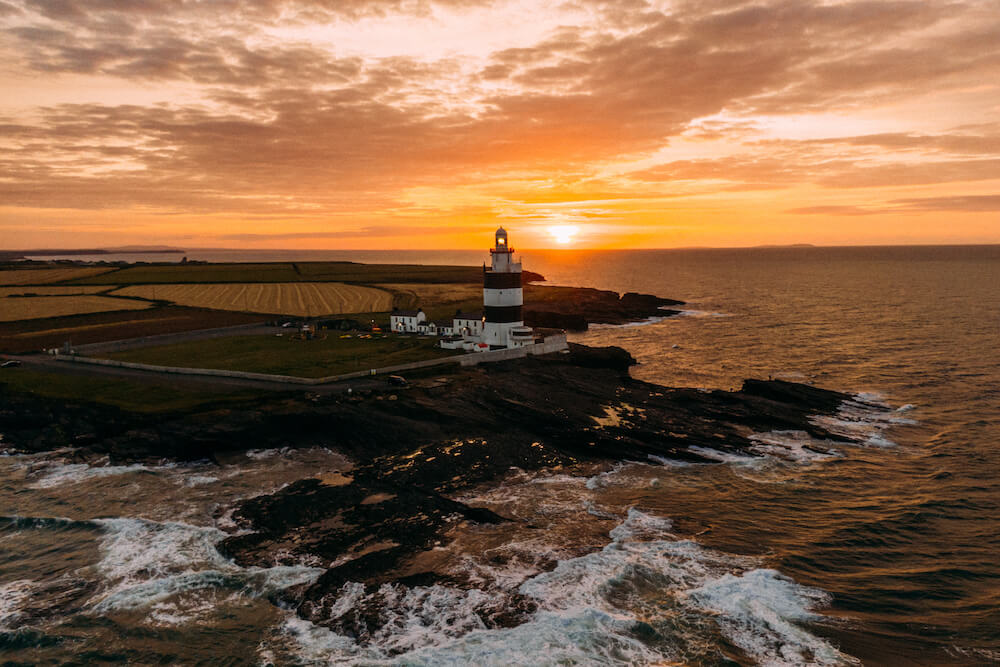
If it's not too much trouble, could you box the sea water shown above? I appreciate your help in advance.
[2,245,998,665]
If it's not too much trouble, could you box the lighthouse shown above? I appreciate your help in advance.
[483,227,533,347]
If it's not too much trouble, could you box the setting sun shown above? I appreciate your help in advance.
[549,225,579,245]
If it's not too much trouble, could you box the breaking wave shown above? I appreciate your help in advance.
[28,461,155,489]
[87,518,323,622]
[277,509,854,666]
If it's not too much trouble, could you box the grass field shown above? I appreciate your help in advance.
[0,296,152,322]
[0,285,111,296]
[0,369,263,413]
[105,333,456,378]
[0,307,264,354]
[70,262,483,285]
[0,267,116,285]
[111,282,392,316]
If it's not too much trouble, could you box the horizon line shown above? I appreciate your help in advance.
[8,242,1000,253]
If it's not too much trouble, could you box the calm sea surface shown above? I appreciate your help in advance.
[3,246,999,665]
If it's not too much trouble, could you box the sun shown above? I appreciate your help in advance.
[548,225,579,245]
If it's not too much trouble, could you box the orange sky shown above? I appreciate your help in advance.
[1,0,998,249]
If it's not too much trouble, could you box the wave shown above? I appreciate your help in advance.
[810,393,918,450]
[748,431,840,463]
[678,309,732,318]
[588,316,669,330]
[27,461,156,489]
[0,580,34,631]
[87,517,323,623]
[277,509,855,666]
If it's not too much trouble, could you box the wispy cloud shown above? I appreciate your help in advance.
[0,0,998,245]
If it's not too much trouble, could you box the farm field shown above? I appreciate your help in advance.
[70,262,484,285]
[0,267,116,285]
[0,307,263,354]
[111,283,392,316]
[105,334,456,378]
[0,295,151,322]
[0,285,110,296]
[378,283,484,314]
[0,369,264,413]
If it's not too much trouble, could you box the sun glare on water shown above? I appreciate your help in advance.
[549,225,579,245]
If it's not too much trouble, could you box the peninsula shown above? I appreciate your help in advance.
[0,244,882,642]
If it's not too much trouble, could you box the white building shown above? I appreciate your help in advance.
[453,310,484,339]
[390,308,425,333]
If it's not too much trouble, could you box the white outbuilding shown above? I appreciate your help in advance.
[390,308,425,333]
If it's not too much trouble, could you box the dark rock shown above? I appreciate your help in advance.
[523,285,684,327]
[567,343,637,371]
[1,345,878,641]
[523,309,589,331]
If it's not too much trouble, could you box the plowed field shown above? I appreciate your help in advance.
[0,285,110,297]
[112,283,392,316]
[0,296,151,322]
[0,267,116,285]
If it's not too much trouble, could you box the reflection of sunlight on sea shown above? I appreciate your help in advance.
[4,247,999,665]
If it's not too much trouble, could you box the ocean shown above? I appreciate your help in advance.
[3,245,999,665]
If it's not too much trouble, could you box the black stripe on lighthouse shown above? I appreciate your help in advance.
[484,305,523,323]
[484,272,522,289]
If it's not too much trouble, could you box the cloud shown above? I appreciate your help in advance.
[784,205,882,216]
[217,224,483,240]
[890,194,1000,212]
[787,194,1000,216]
[0,0,998,240]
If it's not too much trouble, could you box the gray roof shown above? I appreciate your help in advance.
[455,311,483,320]
[393,309,422,317]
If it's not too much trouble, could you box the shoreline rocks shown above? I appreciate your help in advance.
[1,341,871,642]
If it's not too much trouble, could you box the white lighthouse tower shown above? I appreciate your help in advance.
[483,227,533,348]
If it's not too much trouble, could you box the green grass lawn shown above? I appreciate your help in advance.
[70,262,483,285]
[0,369,264,413]
[104,333,458,378]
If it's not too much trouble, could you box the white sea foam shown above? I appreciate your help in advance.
[279,509,852,666]
[0,579,34,630]
[646,454,694,467]
[88,517,322,623]
[245,448,288,460]
[749,431,840,463]
[688,569,855,666]
[528,473,586,485]
[29,461,153,489]
[810,393,917,450]
[583,499,618,519]
[589,316,668,329]
[585,462,629,489]
[678,309,732,318]
[688,445,762,465]
[181,475,219,487]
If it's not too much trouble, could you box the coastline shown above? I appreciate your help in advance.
[1,340,882,641]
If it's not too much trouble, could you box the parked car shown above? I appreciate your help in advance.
[1,360,22,368]
[387,375,407,387]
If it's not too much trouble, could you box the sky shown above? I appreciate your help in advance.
[1,0,998,250]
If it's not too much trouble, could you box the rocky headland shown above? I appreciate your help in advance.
[1,341,876,642]
[524,286,684,330]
